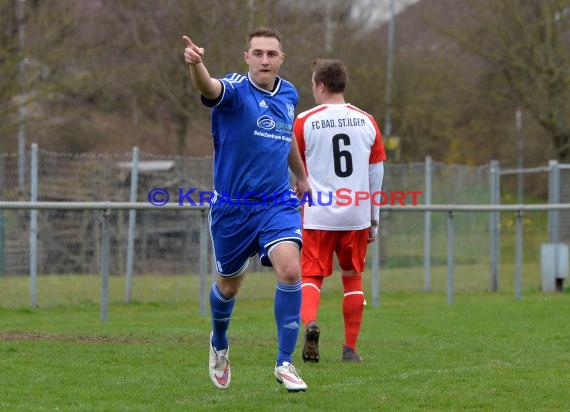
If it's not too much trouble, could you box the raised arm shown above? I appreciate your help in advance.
[182,35,222,100]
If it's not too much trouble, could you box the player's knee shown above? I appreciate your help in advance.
[216,278,241,298]
[277,261,301,284]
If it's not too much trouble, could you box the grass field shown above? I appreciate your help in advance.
[1,272,569,411]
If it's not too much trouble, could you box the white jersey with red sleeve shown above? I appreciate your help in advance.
[294,103,386,230]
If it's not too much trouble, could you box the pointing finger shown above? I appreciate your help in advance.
[182,35,194,48]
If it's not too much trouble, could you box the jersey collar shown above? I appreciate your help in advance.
[247,73,282,96]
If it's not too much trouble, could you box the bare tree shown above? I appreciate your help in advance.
[0,0,20,150]
[0,0,107,153]
[1,0,392,157]
[434,0,570,162]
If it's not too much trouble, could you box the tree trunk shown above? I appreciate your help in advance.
[175,113,188,187]
[175,114,187,157]
[554,131,570,163]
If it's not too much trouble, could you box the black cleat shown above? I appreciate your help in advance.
[302,321,320,363]
[341,346,363,363]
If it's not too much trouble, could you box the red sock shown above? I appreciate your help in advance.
[301,276,323,326]
[342,274,364,351]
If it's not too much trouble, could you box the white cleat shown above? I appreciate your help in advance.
[209,333,231,390]
[274,362,307,392]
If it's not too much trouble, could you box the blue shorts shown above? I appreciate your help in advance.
[208,191,302,277]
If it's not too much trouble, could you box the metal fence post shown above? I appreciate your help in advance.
[125,146,139,303]
[0,153,5,276]
[199,208,208,316]
[371,239,380,307]
[371,186,380,306]
[100,209,111,321]
[515,210,523,300]
[548,160,560,286]
[30,143,38,308]
[0,206,4,276]
[548,160,557,242]
[424,156,432,291]
[489,160,500,292]
[515,108,524,204]
[447,210,454,305]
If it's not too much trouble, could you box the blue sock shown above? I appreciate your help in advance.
[210,282,235,351]
[274,280,302,365]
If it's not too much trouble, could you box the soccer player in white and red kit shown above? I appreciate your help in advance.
[294,58,386,363]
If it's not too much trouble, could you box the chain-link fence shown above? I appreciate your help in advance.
[0,149,214,276]
[1,148,569,298]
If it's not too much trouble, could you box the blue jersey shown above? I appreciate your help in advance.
[202,73,298,199]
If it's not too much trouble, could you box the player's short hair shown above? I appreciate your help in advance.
[312,58,349,94]
[246,27,283,51]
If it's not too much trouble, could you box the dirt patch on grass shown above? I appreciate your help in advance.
[0,331,157,344]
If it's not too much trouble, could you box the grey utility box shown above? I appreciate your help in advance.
[540,243,569,292]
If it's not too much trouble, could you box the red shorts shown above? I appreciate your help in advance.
[301,229,369,277]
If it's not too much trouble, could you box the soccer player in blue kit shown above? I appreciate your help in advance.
[183,28,310,392]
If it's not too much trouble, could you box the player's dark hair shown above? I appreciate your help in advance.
[312,58,348,94]
[246,27,283,51]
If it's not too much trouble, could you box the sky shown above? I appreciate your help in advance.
[352,0,420,23]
